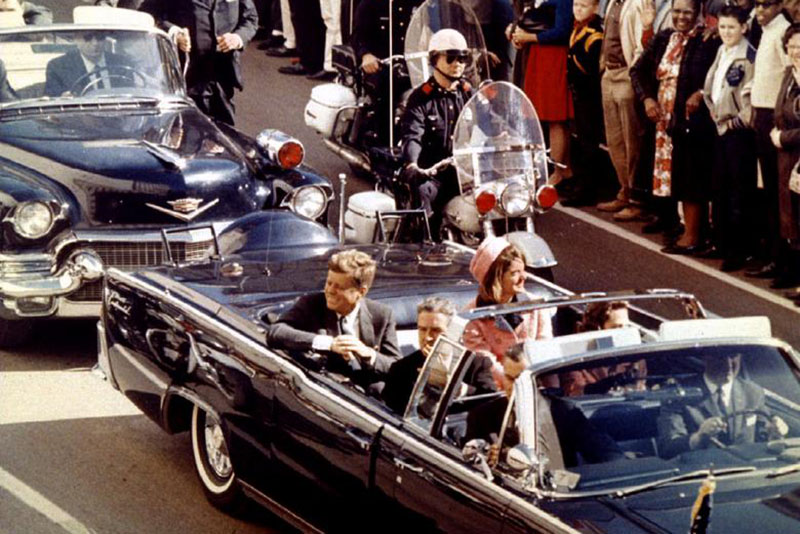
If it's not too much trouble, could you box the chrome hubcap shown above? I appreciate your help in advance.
[204,419,232,479]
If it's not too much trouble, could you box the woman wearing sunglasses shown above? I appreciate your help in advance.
[399,29,475,238]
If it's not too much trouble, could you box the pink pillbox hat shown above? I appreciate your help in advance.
[469,236,512,284]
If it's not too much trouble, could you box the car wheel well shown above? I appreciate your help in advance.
[164,393,194,434]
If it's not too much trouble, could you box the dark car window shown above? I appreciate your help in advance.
[531,344,800,493]
[0,27,183,104]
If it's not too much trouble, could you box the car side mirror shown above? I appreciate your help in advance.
[462,439,493,482]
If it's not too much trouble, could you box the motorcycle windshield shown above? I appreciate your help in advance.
[404,0,489,88]
[451,81,548,192]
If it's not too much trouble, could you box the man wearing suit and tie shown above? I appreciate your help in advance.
[44,31,131,97]
[657,353,788,459]
[140,0,258,125]
[268,249,401,385]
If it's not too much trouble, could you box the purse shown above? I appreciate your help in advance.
[790,159,800,195]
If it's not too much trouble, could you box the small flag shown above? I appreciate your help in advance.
[689,473,716,534]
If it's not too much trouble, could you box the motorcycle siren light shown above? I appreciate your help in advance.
[256,128,305,169]
[535,184,559,210]
[475,190,497,215]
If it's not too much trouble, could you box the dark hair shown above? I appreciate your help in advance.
[505,343,526,364]
[672,0,702,15]
[783,23,800,53]
[718,4,749,23]
[579,301,629,332]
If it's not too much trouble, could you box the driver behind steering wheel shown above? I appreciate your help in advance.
[44,31,132,97]
[657,353,789,459]
[399,29,475,238]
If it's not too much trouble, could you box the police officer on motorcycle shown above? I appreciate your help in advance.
[400,28,474,238]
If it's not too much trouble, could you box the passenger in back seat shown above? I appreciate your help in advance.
[559,301,648,396]
[382,296,496,414]
[462,237,554,389]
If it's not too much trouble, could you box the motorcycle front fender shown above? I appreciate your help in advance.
[505,230,557,269]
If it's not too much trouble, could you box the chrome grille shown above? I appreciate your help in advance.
[66,240,213,302]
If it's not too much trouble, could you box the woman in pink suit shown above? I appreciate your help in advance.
[462,237,553,387]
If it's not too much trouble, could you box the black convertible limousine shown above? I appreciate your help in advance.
[97,238,800,533]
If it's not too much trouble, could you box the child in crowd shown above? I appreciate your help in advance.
[560,0,605,206]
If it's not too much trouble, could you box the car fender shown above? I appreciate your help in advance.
[217,211,338,256]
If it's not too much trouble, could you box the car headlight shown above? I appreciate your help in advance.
[291,186,327,219]
[13,201,55,239]
[500,183,531,217]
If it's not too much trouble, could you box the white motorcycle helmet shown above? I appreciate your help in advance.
[427,28,470,66]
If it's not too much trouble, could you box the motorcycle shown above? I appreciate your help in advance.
[304,0,556,274]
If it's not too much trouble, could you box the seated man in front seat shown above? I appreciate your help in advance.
[657,352,788,459]
[44,31,131,97]
[267,249,402,386]
[382,296,496,414]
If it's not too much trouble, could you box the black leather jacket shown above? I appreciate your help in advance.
[400,76,474,168]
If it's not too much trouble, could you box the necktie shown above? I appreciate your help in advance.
[339,316,354,336]
[715,388,727,416]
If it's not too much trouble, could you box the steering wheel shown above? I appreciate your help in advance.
[70,65,150,96]
[709,408,774,448]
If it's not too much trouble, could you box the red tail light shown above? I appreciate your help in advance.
[278,141,304,169]
[535,184,558,210]
[475,190,497,215]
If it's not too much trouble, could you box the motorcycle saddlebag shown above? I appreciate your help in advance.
[305,83,357,138]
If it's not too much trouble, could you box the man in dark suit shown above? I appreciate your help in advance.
[44,31,131,97]
[268,249,401,385]
[140,0,258,125]
[657,353,788,459]
[382,296,496,414]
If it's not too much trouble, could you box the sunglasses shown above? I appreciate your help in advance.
[443,49,471,64]
[82,33,105,42]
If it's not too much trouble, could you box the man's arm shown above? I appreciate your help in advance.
[266,295,321,351]
[656,403,693,458]
[370,307,402,374]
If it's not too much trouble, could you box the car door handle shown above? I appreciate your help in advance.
[345,427,372,451]
[394,457,424,474]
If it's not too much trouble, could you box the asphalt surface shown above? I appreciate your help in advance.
[2,4,799,534]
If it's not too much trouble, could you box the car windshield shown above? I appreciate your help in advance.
[0,27,184,107]
[528,343,800,494]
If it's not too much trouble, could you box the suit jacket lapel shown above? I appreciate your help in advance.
[358,302,375,348]
[323,307,339,336]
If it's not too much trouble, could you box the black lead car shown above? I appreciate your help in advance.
[97,239,800,533]
[0,8,334,345]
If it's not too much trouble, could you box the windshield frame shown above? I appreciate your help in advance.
[0,23,186,109]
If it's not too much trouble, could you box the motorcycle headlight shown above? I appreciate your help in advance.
[500,183,531,217]
[291,186,327,220]
[13,201,55,239]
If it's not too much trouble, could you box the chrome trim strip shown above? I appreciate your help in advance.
[239,481,326,534]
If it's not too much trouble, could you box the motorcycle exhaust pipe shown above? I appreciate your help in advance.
[323,139,371,173]
[338,172,347,244]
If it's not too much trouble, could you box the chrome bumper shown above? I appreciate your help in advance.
[0,250,104,318]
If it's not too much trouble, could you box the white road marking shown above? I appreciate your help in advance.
[0,369,141,425]
[556,205,800,315]
[0,466,94,534]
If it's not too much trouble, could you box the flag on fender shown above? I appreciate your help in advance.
[689,473,716,534]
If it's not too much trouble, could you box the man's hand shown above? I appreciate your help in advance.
[216,33,243,53]
[175,27,191,53]
[361,53,381,74]
[641,0,656,29]
[487,51,501,67]
[685,90,703,119]
[768,415,790,439]
[331,335,375,362]
[644,97,663,123]
[690,416,726,449]
[770,127,783,148]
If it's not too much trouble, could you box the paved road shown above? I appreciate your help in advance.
[2,5,799,534]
